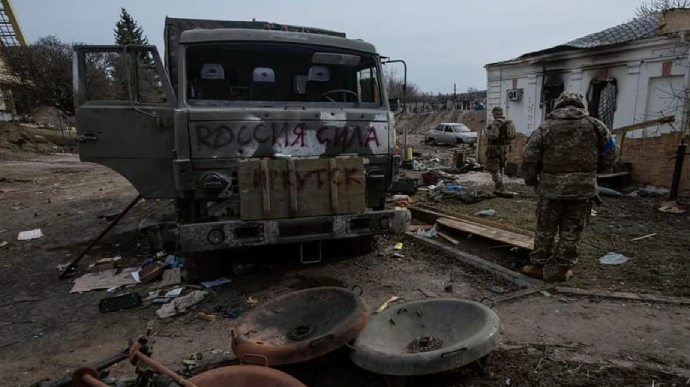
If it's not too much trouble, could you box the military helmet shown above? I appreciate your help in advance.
[491,106,504,115]
[554,92,585,110]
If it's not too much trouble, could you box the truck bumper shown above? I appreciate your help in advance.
[175,209,410,252]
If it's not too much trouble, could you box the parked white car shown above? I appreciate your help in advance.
[424,123,477,145]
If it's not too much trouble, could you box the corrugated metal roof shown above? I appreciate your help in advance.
[563,15,660,49]
[487,14,663,66]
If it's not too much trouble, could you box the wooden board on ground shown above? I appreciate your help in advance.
[438,231,460,246]
[412,206,535,238]
[436,217,535,251]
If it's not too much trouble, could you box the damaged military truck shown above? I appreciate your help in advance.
[72,18,409,260]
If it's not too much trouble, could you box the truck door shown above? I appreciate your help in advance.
[73,46,178,198]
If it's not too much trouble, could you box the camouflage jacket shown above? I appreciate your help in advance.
[485,117,505,146]
[521,107,619,200]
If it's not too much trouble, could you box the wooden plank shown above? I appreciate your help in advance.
[554,286,690,306]
[287,159,297,217]
[407,232,540,288]
[412,206,534,238]
[334,157,365,215]
[491,285,555,304]
[437,231,460,246]
[260,159,271,217]
[597,171,630,180]
[611,116,675,134]
[328,158,338,214]
[436,217,534,251]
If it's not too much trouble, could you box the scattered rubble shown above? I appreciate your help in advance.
[156,290,208,319]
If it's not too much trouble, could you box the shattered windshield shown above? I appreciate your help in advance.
[185,43,383,108]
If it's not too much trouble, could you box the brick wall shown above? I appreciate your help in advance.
[477,128,689,193]
[621,132,690,193]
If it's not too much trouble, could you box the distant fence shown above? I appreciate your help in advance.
[390,99,485,113]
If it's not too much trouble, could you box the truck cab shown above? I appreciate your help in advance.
[72,19,408,255]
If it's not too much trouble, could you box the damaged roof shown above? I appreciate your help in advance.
[487,10,690,66]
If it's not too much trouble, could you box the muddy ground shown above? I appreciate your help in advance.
[401,130,690,298]
[1,151,690,387]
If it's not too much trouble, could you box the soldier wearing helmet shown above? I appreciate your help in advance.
[521,91,619,282]
[485,106,516,192]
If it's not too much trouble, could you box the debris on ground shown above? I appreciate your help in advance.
[444,284,453,292]
[438,231,460,246]
[12,295,39,303]
[164,287,184,298]
[418,287,438,298]
[98,293,142,313]
[428,189,496,204]
[658,200,686,214]
[200,278,232,289]
[70,268,138,293]
[0,241,7,248]
[422,171,440,185]
[475,209,496,217]
[17,228,43,241]
[197,312,218,322]
[415,224,438,238]
[132,262,163,284]
[87,256,122,271]
[157,268,181,288]
[393,242,403,250]
[222,306,246,319]
[629,233,656,242]
[599,252,630,265]
[156,290,208,319]
[230,262,256,276]
[598,187,623,197]
[375,296,399,313]
[246,296,259,305]
[445,183,463,192]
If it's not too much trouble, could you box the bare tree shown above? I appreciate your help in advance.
[384,67,420,101]
[0,36,113,116]
[636,0,690,18]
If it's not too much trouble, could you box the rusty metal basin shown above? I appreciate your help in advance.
[349,299,501,376]
[232,287,368,365]
[190,365,307,387]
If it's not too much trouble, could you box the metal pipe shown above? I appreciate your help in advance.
[382,59,408,158]
[669,142,687,201]
[45,348,129,387]
[130,345,198,387]
[58,194,142,278]
[80,375,111,387]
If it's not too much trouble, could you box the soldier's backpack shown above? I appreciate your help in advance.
[500,119,517,144]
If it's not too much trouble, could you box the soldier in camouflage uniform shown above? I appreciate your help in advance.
[521,92,619,282]
[485,106,511,192]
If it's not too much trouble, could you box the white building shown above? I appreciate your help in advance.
[485,9,690,138]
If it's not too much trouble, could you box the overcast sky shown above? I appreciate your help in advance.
[15,0,641,93]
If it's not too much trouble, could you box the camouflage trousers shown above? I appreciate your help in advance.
[530,197,591,268]
[485,145,507,190]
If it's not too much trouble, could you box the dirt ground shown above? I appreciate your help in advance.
[2,151,690,387]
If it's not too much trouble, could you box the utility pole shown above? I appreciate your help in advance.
[453,83,457,101]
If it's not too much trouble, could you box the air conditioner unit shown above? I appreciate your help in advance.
[507,89,523,101]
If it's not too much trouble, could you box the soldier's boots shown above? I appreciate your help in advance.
[522,264,544,279]
[543,264,573,283]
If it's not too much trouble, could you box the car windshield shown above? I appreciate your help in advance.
[185,43,383,108]
[451,124,470,133]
